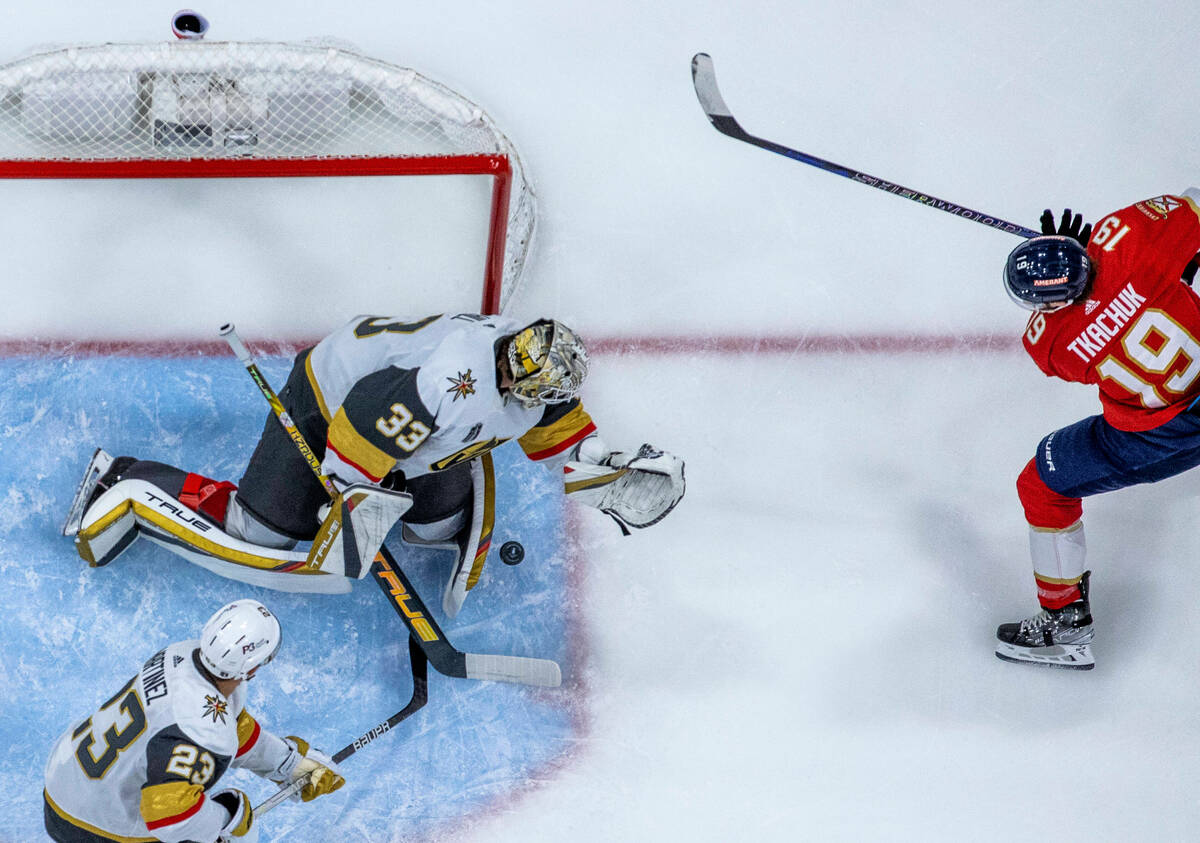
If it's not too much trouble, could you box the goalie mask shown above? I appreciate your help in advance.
[199,599,281,681]
[1004,235,1093,311]
[504,319,589,407]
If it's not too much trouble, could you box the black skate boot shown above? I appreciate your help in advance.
[995,571,1095,670]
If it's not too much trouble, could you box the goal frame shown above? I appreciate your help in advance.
[0,153,513,315]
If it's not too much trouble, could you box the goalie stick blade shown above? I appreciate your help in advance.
[464,652,562,687]
[372,549,564,687]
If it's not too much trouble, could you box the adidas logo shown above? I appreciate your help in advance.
[173,655,185,667]
[1084,299,1101,314]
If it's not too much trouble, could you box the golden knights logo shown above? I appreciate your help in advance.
[203,694,229,724]
[446,369,477,401]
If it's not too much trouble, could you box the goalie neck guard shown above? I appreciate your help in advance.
[1004,235,1094,311]
[199,599,281,681]
[504,320,589,407]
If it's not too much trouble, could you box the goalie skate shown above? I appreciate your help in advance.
[995,573,1095,670]
[61,448,114,538]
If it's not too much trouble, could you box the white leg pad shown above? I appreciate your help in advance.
[76,480,352,593]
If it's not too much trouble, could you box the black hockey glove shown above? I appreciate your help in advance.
[1040,208,1092,247]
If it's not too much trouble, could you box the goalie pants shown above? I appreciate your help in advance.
[144,350,468,547]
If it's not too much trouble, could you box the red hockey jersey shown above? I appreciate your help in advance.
[1023,192,1200,431]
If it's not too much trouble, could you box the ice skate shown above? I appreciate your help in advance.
[61,449,114,537]
[995,572,1094,670]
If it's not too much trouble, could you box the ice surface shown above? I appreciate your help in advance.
[4,1,1200,841]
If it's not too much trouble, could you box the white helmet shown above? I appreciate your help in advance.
[199,599,281,680]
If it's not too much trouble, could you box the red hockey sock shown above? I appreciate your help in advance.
[1035,575,1083,609]
[179,473,237,525]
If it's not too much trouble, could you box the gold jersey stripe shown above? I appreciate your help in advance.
[141,780,204,827]
[518,405,595,460]
[236,710,260,755]
[328,409,397,482]
[305,351,334,423]
[44,790,158,843]
[79,498,328,574]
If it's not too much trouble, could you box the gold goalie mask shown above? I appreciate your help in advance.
[504,320,589,407]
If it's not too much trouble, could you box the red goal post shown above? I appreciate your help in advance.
[0,39,535,316]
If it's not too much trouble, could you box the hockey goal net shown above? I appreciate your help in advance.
[0,39,534,316]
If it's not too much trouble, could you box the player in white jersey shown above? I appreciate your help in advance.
[63,314,685,612]
[44,600,343,843]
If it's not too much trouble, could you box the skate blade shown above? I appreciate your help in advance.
[61,448,113,538]
[995,641,1095,670]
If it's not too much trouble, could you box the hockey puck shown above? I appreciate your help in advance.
[499,541,525,565]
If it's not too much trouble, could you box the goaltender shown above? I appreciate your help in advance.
[62,314,685,615]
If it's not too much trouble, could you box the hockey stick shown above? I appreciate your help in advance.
[371,546,560,686]
[690,52,1039,239]
[219,324,562,688]
[254,635,429,816]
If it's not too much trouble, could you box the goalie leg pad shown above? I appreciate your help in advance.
[76,479,351,593]
[399,458,496,618]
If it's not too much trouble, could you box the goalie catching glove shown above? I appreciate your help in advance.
[269,736,345,802]
[565,442,685,533]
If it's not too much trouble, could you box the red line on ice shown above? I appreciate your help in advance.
[0,332,1019,357]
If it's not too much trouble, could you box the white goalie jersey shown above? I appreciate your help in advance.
[43,639,292,843]
[305,313,600,485]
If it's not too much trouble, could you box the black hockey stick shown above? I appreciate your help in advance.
[371,547,561,686]
[691,52,1039,239]
[219,324,562,688]
[255,636,429,815]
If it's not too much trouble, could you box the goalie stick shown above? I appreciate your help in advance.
[254,636,429,816]
[219,324,562,688]
[690,52,1039,239]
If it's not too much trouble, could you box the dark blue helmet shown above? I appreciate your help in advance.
[1004,235,1093,311]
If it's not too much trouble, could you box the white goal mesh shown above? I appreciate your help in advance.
[0,39,535,314]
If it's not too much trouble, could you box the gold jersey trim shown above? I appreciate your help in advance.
[140,780,204,827]
[518,404,595,460]
[236,710,260,755]
[305,351,334,424]
[328,408,397,482]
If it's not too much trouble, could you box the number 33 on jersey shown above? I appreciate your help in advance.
[1023,191,1200,432]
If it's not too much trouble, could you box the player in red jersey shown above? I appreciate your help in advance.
[996,195,1200,669]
